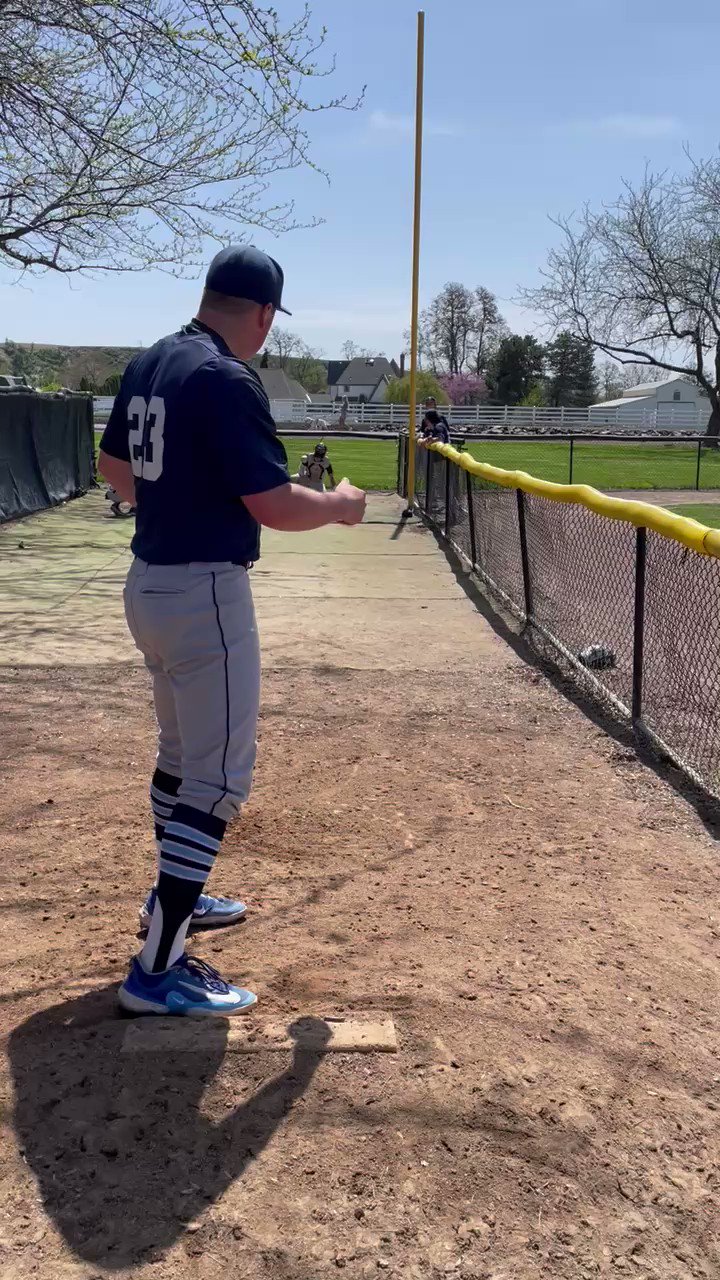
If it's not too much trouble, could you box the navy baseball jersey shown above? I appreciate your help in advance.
[100,320,289,564]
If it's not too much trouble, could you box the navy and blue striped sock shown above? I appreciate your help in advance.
[140,803,226,973]
[150,766,182,849]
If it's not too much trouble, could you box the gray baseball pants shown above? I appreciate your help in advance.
[123,559,261,823]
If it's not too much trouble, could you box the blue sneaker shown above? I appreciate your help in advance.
[118,954,257,1016]
[139,887,247,931]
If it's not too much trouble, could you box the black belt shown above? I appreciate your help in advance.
[233,560,253,570]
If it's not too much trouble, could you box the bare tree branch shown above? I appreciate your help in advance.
[266,327,302,370]
[419,283,505,374]
[0,1,362,275]
[521,166,720,435]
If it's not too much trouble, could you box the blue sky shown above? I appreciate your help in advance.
[3,0,719,359]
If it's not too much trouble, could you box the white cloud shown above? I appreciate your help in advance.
[560,113,682,140]
[368,109,460,139]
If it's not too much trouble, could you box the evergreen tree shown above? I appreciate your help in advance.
[487,335,545,405]
[4,339,39,385]
[519,382,548,407]
[545,332,597,406]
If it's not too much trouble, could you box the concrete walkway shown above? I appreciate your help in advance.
[4,486,720,668]
[0,491,492,669]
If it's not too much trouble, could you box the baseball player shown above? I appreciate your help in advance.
[98,245,366,1017]
[298,442,335,492]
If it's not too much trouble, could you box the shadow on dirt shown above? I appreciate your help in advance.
[8,987,330,1269]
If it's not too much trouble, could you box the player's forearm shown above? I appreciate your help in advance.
[99,451,136,503]
[247,482,349,531]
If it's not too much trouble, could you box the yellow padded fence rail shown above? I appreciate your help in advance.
[426,442,720,560]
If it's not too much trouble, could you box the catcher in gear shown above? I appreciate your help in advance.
[291,454,311,484]
[297,443,336,493]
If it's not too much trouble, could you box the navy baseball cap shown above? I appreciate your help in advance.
[205,245,291,314]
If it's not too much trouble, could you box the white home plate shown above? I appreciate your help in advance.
[121,1016,398,1055]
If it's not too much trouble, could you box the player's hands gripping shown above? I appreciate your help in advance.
[335,477,367,526]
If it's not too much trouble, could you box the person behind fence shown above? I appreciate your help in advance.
[297,442,336,492]
[421,396,450,444]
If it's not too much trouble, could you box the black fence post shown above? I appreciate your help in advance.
[569,436,575,484]
[444,457,451,538]
[466,470,477,569]
[632,527,647,725]
[425,447,432,515]
[696,438,702,491]
[516,489,532,620]
[402,435,409,498]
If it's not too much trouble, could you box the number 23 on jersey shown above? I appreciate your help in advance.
[128,395,166,482]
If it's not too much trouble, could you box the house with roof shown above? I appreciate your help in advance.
[255,368,309,402]
[328,356,400,404]
[326,360,349,390]
[590,374,709,427]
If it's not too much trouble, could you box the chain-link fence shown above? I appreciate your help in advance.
[446,433,720,491]
[397,434,720,800]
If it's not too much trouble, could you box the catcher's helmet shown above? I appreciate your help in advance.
[314,442,328,458]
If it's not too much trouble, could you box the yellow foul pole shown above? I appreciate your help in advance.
[405,9,425,512]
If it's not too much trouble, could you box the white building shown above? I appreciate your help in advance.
[589,375,709,429]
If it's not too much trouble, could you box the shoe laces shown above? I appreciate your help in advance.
[196,893,235,908]
[177,954,231,994]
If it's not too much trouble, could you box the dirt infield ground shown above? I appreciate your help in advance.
[1,494,720,1280]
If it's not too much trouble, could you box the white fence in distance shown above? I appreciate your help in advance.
[93,396,115,422]
[93,396,708,433]
[268,400,708,433]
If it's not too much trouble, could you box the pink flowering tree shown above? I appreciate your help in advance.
[437,372,488,405]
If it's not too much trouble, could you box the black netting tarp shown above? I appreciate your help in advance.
[0,393,94,523]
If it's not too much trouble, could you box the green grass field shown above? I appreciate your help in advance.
[94,431,398,491]
[288,436,720,492]
[668,503,720,528]
[94,430,720,494]
[466,439,720,491]
[280,437,397,490]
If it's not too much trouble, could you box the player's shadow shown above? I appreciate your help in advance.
[8,987,330,1270]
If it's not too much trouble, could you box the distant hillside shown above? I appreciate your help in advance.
[1,341,141,391]
[2,339,330,394]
